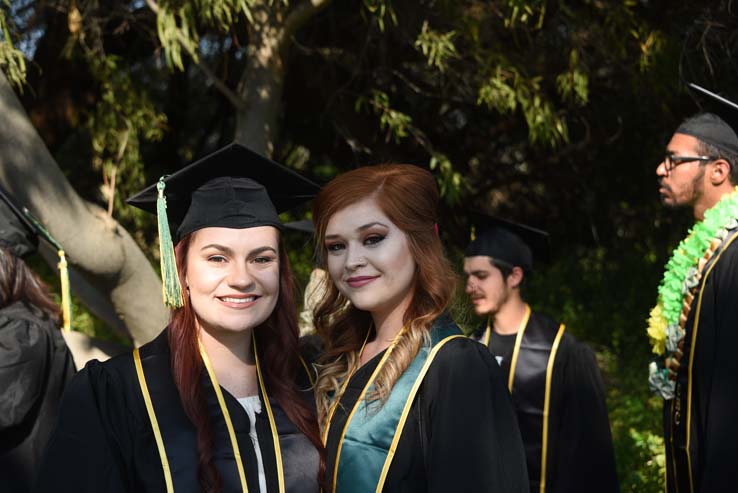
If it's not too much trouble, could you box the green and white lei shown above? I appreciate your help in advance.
[648,187,738,399]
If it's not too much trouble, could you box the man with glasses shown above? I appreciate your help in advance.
[655,109,738,492]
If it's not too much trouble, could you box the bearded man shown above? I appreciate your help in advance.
[650,100,738,492]
[463,218,617,493]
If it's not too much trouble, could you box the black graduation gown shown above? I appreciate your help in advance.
[0,302,75,493]
[665,227,738,492]
[324,330,529,493]
[35,329,319,492]
[475,312,618,493]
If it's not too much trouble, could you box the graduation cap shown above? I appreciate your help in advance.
[0,184,72,331]
[465,213,550,275]
[284,219,315,235]
[127,143,320,308]
[680,83,738,155]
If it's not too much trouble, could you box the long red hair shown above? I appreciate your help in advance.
[169,232,324,492]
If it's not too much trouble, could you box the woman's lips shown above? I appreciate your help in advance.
[217,295,259,308]
[346,275,379,288]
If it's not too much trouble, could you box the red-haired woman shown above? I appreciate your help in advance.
[37,145,323,492]
[312,164,528,492]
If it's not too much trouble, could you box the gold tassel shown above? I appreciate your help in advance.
[57,250,72,332]
[470,224,476,241]
[156,178,184,308]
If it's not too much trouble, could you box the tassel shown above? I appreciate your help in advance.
[157,178,184,308]
[57,250,72,332]
[23,208,74,331]
[470,225,476,241]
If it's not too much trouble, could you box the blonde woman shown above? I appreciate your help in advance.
[312,164,528,492]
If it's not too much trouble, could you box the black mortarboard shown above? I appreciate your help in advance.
[127,143,320,239]
[679,83,738,155]
[0,184,39,258]
[465,214,550,275]
[284,219,315,234]
[127,143,320,308]
[0,183,72,330]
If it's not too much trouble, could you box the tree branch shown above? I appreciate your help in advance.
[144,0,245,110]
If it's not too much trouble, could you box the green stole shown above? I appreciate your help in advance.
[334,319,462,493]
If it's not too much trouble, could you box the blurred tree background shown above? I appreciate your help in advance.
[3,0,738,490]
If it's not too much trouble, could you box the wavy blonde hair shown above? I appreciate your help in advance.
[312,164,456,427]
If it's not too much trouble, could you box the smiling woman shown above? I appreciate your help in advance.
[36,144,324,493]
[312,164,528,493]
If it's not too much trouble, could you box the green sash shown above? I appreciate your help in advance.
[335,320,462,493]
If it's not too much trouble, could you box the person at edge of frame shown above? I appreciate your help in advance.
[655,85,738,493]
[0,184,75,493]
[463,215,618,493]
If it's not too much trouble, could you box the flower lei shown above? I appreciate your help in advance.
[648,187,738,399]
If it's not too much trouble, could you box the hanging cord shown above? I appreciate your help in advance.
[25,209,72,332]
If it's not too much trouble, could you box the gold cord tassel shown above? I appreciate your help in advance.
[156,178,184,308]
[57,250,72,332]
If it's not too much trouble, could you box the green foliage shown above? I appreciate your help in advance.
[154,2,200,70]
[414,21,457,73]
[356,89,413,144]
[504,0,546,28]
[363,0,397,31]
[0,0,26,90]
[429,152,464,206]
[478,68,569,148]
[556,51,588,107]
[85,54,167,239]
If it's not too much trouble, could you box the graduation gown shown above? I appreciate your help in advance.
[324,317,529,493]
[665,227,738,492]
[0,302,75,493]
[475,311,618,493]
[36,329,319,492]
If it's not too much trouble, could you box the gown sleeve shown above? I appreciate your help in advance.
[553,341,618,493]
[699,243,738,491]
[0,317,49,433]
[34,360,130,492]
[422,338,528,493]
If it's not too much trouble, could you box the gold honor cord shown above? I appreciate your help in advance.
[326,326,406,492]
[668,398,679,493]
[482,304,532,392]
[375,335,465,492]
[321,328,372,445]
[299,354,316,387]
[133,348,174,493]
[684,232,738,493]
[539,323,566,493]
[253,333,285,493]
[199,340,249,492]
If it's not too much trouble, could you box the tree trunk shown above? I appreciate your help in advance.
[0,72,166,346]
[233,0,332,156]
[234,6,287,156]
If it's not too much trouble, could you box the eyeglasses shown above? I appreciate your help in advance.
[663,153,717,173]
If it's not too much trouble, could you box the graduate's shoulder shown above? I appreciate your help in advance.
[69,328,169,403]
[429,330,498,375]
[712,227,738,272]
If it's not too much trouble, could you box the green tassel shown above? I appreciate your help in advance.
[157,178,184,308]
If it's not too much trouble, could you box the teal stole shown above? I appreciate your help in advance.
[332,320,463,493]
